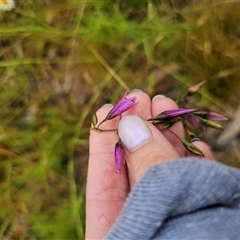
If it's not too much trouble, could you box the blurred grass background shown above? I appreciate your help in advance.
[0,0,240,239]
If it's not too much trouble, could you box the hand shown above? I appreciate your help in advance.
[86,91,213,239]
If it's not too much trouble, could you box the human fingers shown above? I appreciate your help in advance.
[118,115,180,185]
[151,95,185,157]
[86,105,129,240]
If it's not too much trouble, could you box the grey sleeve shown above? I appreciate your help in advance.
[104,158,240,240]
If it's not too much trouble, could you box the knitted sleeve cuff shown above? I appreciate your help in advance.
[104,158,240,239]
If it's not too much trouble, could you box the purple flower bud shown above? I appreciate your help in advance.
[187,114,223,135]
[207,112,228,121]
[194,111,228,121]
[148,108,196,122]
[98,91,137,127]
[114,141,124,174]
[165,108,197,118]
[187,115,200,127]
[109,91,136,117]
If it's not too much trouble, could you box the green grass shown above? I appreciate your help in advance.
[0,0,240,238]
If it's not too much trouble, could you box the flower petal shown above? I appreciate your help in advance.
[114,140,124,174]
[187,115,200,127]
[97,91,137,127]
[148,108,196,121]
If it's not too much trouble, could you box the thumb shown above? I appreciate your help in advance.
[118,115,180,185]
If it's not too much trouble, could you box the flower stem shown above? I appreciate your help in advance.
[92,126,118,132]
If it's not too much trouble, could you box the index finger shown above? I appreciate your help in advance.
[86,105,129,239]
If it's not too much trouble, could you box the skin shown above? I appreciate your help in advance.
[86,92,213,239]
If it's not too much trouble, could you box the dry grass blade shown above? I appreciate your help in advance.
[88,45,130,91]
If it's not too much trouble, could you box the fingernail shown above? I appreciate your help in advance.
[152,94,166,102]
[118,115,152,152]
[129,89,143,93]
[102,103,114,107]
[191,137,202,143]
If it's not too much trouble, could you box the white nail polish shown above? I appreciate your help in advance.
[152,94,166,102]
[102,103,114,107]
[129,89,143,93]
[118,115,152,152]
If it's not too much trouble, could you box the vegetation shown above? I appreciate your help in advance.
[0,0,240,238]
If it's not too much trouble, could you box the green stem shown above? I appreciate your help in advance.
[168,128,181,141]
[92,126,118,133]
